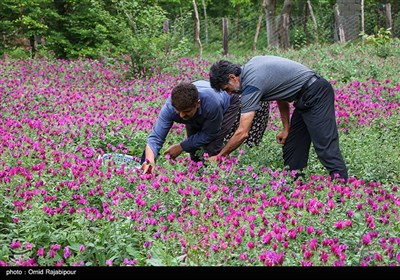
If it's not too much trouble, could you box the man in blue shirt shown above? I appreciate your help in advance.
[208,56,348,182]
[140,80,270,174]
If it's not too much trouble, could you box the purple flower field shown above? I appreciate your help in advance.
[0,56,399,266]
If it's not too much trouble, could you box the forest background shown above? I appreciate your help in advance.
[1,0,399,76]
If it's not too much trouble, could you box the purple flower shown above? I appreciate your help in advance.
[362,234,372,245]
[64,246,72,259]
[334,221,344,229]
[10,240,21,249]
[37,248,45,257]
[49,250,56,258]
[247,242,255,249]
[50,244,61,251]
[24,242,33,250]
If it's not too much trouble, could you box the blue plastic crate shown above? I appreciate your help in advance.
[99,153,141,170]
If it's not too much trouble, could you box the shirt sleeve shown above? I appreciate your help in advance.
[146,104,174,159]
[240,85,262,113]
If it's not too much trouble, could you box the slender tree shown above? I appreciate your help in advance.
[253,0,267,51]
[361,0,365,34]
[306,0,318,43]
[265,0,278,48]
[192,0,202,57]
[201,0,208,43]
[278,0,292,49]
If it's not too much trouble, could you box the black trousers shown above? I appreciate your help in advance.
[283,77,348,181]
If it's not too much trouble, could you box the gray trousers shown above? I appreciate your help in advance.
[283,77,348,181]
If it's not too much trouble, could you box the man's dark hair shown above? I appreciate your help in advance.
[171,82,199,111]
[209,60,242,91]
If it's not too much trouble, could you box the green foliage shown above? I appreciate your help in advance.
[98,127,148,156]
[0,0,53,56]
[0,192,14,261]
[3,47,31,59]
[1,0,195,72]
[114,2,192,78]
[291,28,308,50]
[1,0,399,68]
[340,117,400,184]
[361,27,393,58]
[249,40,400,85]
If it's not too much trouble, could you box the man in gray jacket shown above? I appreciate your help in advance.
[209,56,348,182]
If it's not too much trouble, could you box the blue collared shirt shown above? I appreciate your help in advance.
[147,80,231,159]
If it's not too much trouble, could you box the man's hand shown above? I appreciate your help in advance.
[208,155,218,161]
[276,100,290,145]
[207,154,227,163]
[141,161,154,174]
[276,130,288,145]
[164,144,183,159]
[140,159,155,174]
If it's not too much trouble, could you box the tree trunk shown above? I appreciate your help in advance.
[334,4,346,43]
[279,0,292,49]
[192,0,202,57]
[236,4,240,42]
[361,0,365,34]
[163,19,170,53]
[222,17,229,56]
[385,3,392,33]
[265,0,278,48]
[201,0,208,43]
[29,35,36,58]
[303,1,308,36]
[306,0,318,43]
[253,0,267,51]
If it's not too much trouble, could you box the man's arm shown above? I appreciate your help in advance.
[276,100,290,145]
[141,103,174,173]
[164,143,183,159]
[213,111,255,158]
[141,144,156,173]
